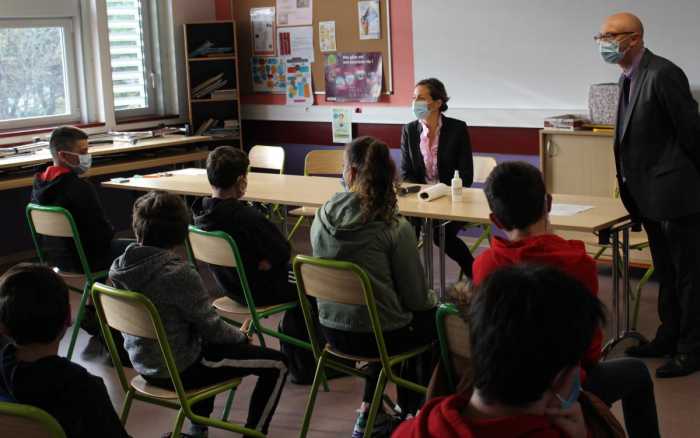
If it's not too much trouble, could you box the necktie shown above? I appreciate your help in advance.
[622,76,631,113]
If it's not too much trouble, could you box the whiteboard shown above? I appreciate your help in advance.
[412,0,700,124]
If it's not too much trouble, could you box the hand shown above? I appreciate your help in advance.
[545,402,587,438]
[258,259,272,271]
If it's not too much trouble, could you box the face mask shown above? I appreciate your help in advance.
[599,40,624,64]
[412,100,430,120]
[555,369,581,409]
[340,173,349,192]
[65,152,92,174]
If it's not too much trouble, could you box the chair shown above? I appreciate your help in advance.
[286,149,344,240]
[466,156,498,252]
[293,255,433,438]
[90,282,265,438]
[248,145,286,221]
[436,303,471,392]
[0,401,67,438]
[25,204,108,360]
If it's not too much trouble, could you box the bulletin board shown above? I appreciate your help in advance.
[234,0,393,96]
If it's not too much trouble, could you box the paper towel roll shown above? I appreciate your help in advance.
[418,183,449,202]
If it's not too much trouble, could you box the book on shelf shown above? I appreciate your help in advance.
[210,89,237,100]
[195,118,217,136]
[206,128,240,139]
[189,40,233,58]
[543,114,588,131]
[193,80,228,99]
[192,73,224,94]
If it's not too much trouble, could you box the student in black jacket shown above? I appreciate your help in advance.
[0,263,130,438]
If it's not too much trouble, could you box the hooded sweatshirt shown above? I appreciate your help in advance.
[392,394,571,438]
[191,196,293,306]
[109,244,246,378]
[310,192,437,332]
[472,234,603,370]
[31,165,115,272]
[0,344,130,438]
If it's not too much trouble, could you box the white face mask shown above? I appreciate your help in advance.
[64,151,92,174]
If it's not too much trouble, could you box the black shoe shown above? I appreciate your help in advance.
[625,340,676,358]
[656,353,700,378]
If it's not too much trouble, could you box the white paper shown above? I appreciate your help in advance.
[332,108,352,143]
[550,203,594,217]
[277,26,315,62]
[276,0,313,27]
[172,168,207,176]
[418,183,450,202]
[358,0,381,40]
[251,7,276,56]
[319,21,336,52]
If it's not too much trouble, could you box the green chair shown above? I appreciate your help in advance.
[436,303,471,393]
[25,203,108,360]
[90,282,265,438]
[293,255,434,438]
[0,401,66,438]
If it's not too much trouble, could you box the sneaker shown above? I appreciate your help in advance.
[351,409,395,438]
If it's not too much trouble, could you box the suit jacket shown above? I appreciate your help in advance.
[400,115,474,187]
[615,49,700,221]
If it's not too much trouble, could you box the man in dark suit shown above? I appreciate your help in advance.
[598,12,700,377]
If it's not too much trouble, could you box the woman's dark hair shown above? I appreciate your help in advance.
[345,136,398,225]
[132,191,190,249]
[416,78,450,112]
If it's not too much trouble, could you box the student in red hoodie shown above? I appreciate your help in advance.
[472,161,659,438]
[394,264,609,438]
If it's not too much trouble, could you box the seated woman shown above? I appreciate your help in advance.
[311,136,438,438]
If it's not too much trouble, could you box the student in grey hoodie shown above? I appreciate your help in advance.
[110,191,288,437]
[310,137,438,438]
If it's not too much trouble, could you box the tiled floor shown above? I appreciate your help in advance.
[52,233,700,438]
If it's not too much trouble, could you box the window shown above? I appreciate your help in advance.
[0,19,80,129]
[106,0,156,117]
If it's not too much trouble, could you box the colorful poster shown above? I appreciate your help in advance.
[251,56,287,94]
[250,7,276,56]
[277,26,314,62]
[319,21,336,52]
[332,108,352,144]
[358,0,381,40]
[286,57,313,106]
[324,52,383,102]
[276,0,313,27]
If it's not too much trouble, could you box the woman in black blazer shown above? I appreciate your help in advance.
[400,78,475,278]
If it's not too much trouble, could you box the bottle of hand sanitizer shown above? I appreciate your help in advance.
[451,170,463,202]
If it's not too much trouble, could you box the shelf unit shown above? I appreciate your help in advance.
[183,21,242,147]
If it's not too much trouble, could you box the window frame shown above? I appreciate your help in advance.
[0,18,82,131]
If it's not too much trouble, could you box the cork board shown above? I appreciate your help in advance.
[234,0,393,95]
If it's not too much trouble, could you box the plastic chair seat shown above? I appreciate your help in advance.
[324,344,382,363]
[212,296,294,316]
[288,206,318,217]
[130,375,242,400]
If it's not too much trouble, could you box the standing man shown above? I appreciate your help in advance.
[597,12,700,377]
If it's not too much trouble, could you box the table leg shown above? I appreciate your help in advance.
[282,206,289,238]
[423,218,434,289]
[439,221,447,301]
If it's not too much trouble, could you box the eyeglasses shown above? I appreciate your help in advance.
[593,31,636,43]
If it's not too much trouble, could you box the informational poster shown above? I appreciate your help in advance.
[276,0,313,27]
[324,52,383,102]
[251,56,287,94]
[358,0,381,40]
[286,57,313,106]
[277,26,315,62]
[319,21,336,52]
[332,108,352,144]
[250,7,276,56]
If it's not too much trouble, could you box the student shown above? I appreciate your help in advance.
[393,265,615,438]
[472,161,660,438]
[110,191,288,437]
[0,263,130,438]
[311,136,438,438]
[31,126,128,273]
[192,145,297,306]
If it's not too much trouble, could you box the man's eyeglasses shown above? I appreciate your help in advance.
[593,31,636,43]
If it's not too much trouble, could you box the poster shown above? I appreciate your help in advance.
[250,7,276,56]
[324,52,383,102]
[276,0,313,27]
[277,26,314,62]
[332,108,352,143]
[251,56,287,94]
[358,0,381,40]
[319,21,336,52]
[286,57,313,106]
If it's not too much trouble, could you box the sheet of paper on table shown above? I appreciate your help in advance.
[172,168,207,176]
[550,203,593,216]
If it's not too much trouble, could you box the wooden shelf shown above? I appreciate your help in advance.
[191,98,238,103]
[188,56,237,62]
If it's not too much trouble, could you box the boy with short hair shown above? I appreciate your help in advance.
[0,263,130,438]
[393,265,609,438]
[472,161,659,438]
[110,191,288,437]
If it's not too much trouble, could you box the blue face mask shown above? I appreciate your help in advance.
[412,100,430,120]
[555,369,581,409]
[65,152,92,174]
[599,40,624,64]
